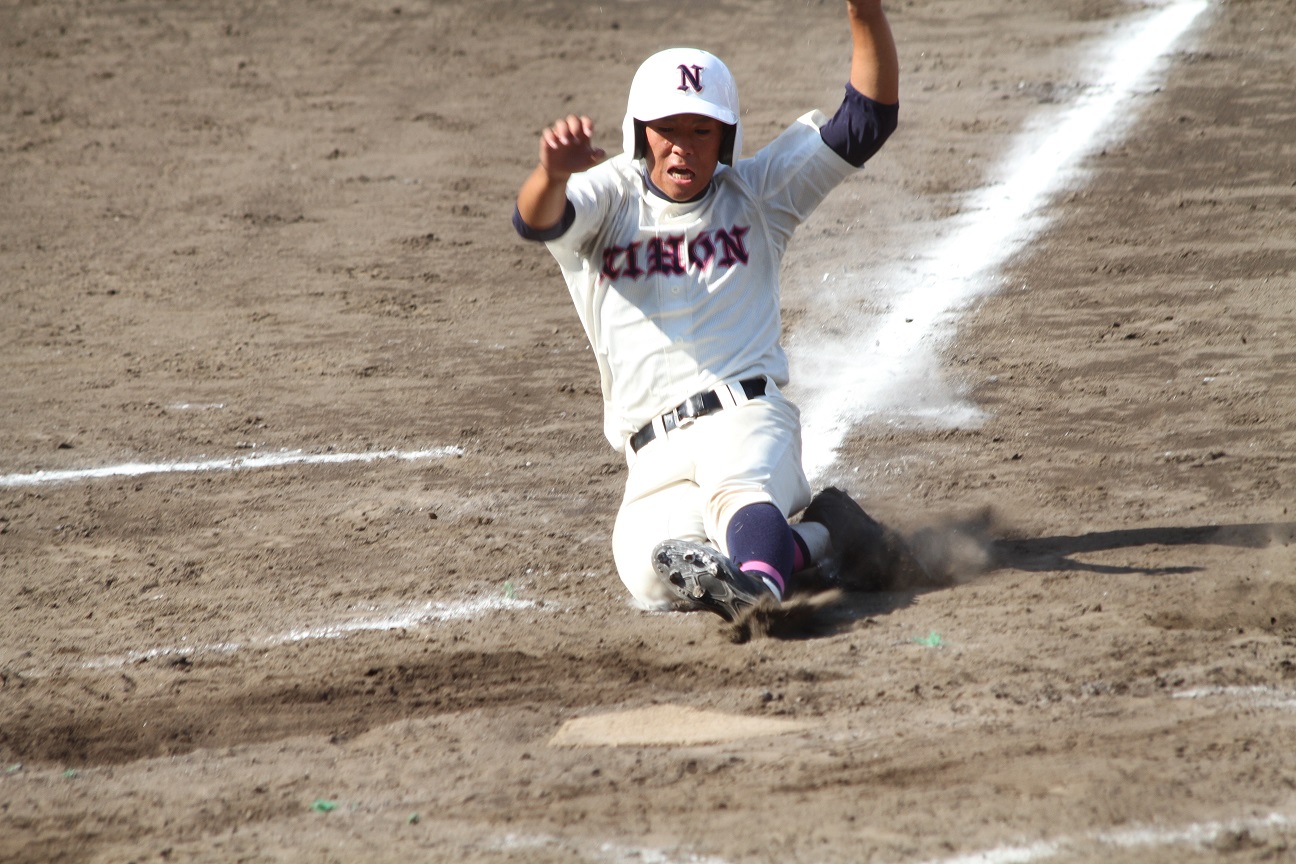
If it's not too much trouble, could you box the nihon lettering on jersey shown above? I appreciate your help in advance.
[600,226,750,281]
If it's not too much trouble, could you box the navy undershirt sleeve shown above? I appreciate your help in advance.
[512,200,576,242]
[819,82,899,168]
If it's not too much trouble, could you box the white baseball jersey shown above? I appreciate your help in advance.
[542,111,857,450]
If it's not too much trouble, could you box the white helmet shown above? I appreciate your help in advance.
[621,47,742,165]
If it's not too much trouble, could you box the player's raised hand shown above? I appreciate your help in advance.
[517,115,604,230]
[540,115,605,178]
[846,0,898,104]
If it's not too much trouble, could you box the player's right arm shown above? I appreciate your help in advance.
[516,115,605,232]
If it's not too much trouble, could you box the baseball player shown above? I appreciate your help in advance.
[513,0,901,622]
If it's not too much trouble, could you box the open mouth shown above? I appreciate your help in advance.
[667,166,695,182]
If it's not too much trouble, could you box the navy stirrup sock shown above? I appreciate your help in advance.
[725,502,796,598]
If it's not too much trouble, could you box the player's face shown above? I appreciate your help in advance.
[643,114,724,201]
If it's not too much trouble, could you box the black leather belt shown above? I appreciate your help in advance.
[629,377,767,453]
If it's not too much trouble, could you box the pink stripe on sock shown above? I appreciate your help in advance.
[740,560,784,594]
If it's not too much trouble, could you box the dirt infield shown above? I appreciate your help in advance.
[3,0,1295,861]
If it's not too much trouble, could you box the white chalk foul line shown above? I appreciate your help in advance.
[1174,685,1296,711]
[913,812,1295,864]
[0,446,464,488]
[492,833,730,864]
[491,810,1294,864]
[796,0,1210,479]
[75,597,539,672]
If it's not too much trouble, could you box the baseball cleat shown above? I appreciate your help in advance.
[651,540,776,622]
[799,486,927,592]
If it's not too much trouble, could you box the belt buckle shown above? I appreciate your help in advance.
[672,395,701,430]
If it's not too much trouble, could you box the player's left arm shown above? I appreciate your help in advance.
[846,0,899,105]
[815,0,899,168]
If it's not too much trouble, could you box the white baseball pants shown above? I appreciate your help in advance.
[611,381,812,608]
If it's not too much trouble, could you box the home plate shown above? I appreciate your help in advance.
[549,704,816,747]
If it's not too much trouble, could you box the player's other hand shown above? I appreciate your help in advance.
[540,115,605,178]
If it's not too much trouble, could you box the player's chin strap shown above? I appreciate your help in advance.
[629,377,767,454]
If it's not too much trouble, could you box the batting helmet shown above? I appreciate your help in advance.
[621,48,742,165]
